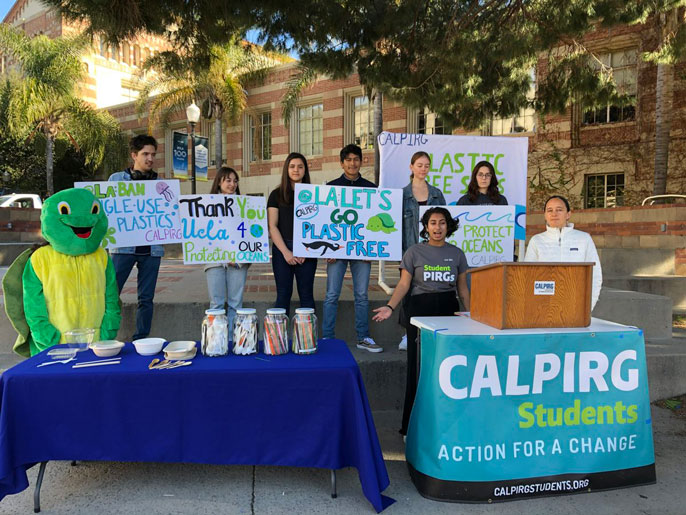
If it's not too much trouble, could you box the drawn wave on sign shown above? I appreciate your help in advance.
[451,211,514,224]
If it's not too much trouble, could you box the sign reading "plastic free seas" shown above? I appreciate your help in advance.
[77,180,183,248]
[292,184,403,261]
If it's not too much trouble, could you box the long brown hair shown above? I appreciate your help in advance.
[210,167,241,195]
[409,151,431,180]
[278,152,310,204]
[467,160,501,203]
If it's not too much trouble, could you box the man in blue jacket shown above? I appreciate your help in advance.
[108,135,163,340]
[322,144,382,352]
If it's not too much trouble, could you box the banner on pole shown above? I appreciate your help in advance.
[172,131,188,178]
[194,136,209,182]
[292,184,403,261]
[179,194,269,264]
[77,180,183,248]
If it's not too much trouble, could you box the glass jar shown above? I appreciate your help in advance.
[263,308,289,355]
[233,308,258,355]
[292,308,318,355]
[201,309,229,356]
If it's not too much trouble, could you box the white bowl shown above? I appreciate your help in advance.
[90,340,124,358]
[132,338,165,356]
[163,341,196,360]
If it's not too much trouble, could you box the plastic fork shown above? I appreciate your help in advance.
[37,356,76,367]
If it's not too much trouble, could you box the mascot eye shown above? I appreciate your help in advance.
[91,201,100,214]
[57,201,71,215]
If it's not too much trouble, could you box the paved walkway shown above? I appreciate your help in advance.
[0,405,684,514]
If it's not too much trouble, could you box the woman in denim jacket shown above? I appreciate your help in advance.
[398,152,446,350]
[401,151,446,254]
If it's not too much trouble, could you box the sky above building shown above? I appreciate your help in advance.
[0,0,13,21]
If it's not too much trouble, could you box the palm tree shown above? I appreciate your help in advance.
[138,39,287,169]
[0,26,125,196]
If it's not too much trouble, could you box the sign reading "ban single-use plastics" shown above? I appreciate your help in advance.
[179,194,269,264]
[77,180,183,248]
[293,184,402,261]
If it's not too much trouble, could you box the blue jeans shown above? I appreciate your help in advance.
[112,253,161,340]
[271,241,316,316]
[205,264,249,333]
[322,259,371,340]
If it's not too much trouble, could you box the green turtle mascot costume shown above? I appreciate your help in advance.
[3,188,121,357]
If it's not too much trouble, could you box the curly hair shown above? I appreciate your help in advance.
[419,207,459,240]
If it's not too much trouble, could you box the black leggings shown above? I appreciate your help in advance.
[401,291,460,435]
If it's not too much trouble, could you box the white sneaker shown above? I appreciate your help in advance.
[357,337,383,353]
[398,334,407,351]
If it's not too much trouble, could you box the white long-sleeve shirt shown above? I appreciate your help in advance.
[524,223,603,309]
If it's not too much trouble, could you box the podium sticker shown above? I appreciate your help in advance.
[534,281,555,295]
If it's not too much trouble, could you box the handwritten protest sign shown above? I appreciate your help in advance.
[293,184,402,261]
[378,132,528,206]
[179,194,269,264]
[77,180,183,248]
[419,205,515,267]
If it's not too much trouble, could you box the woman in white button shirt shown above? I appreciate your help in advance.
[524,195,602,309]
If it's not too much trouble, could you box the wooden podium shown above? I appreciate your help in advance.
[469,262,594,329]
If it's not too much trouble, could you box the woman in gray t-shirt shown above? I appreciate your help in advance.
[373,207,470,436]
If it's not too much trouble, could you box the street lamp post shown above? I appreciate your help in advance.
[186,102,201,194]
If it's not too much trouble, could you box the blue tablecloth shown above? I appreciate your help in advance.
[0,339,394,512]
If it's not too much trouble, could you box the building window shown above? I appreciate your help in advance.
[583,49,637,125]
[297,104,323,156]
[352,95,374,149]
[249,112,272,162]
[122,42,130,65]
[417,109,445,135]
[133,45,140,67]
[99,39,107,58]
[585,173,625,208]
[491,69,536,135]
[110,44,119,61]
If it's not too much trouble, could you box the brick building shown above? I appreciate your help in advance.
[3,0,171,109]
[3,1,685,208]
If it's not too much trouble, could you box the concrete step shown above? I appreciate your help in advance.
[592,288,673,342]
[0,242,37,265]
[117,300,405,348]
[604,275,686,311]
[598,247,678,276]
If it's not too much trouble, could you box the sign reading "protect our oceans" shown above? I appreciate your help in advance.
[77,180,183,248]
[406,326,655,502]
[419,205,515,267]
[292,184,403,261]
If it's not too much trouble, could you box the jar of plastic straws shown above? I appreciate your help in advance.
[263,308,289,355]
[292,308,318,355]
[233,308,258,355]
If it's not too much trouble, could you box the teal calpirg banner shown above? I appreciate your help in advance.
[407,320,655,501]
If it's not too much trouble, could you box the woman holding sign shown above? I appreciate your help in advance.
[457,160,508,206]
[205,167,249,333]
[267,153,317,315]
[373,207,470,436]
